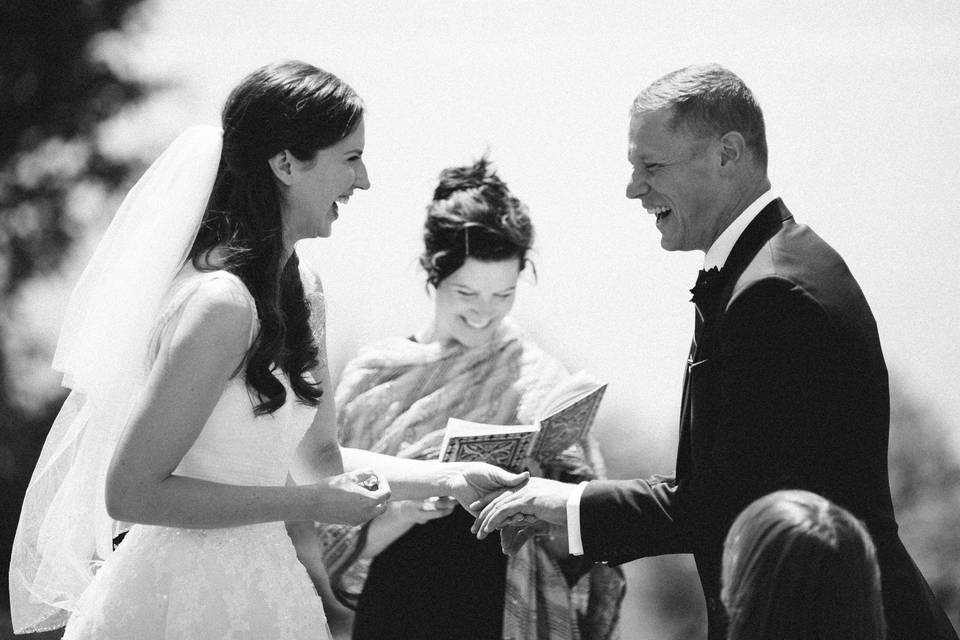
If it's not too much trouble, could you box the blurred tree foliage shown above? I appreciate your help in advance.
[887,379,960,629]
[0,0,147,292]
[0,0,149,634]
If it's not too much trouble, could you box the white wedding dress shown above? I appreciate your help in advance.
[62,269,330,640]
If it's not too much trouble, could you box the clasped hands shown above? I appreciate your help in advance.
[318,463,570,556]
[468,476,574,556]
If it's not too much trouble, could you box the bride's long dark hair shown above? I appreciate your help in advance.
[188,60,364,415]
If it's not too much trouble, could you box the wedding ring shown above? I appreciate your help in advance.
[359,475,379,491]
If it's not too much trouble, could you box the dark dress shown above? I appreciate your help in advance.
[352,506,508,640]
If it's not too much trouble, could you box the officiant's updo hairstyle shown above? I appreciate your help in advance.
[188,60,364,415]
[721,490,885,640]
[420,156,534,289]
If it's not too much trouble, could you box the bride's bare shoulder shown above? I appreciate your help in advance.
[159,270,256,361]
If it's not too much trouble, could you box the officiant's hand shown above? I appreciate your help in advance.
[498,520,549,555]
[470,477,571,539]
[445,462,529,515]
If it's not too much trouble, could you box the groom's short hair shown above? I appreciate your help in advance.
[632,64,768,169]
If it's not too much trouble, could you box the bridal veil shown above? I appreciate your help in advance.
[9,126,223,633]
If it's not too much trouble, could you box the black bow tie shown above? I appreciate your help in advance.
[690,266,723,305]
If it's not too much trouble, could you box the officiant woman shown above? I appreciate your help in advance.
[314,157,625,640]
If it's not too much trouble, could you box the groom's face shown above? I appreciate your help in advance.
[626,108,724,252]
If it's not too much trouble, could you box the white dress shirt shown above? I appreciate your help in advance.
[565,188,778,555]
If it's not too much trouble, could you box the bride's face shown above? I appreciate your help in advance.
[281,118,369,245]
[430,257,521,348]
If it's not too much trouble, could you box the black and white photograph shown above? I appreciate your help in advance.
[2,1,959,639]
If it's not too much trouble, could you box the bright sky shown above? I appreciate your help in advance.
[100,0,960,465]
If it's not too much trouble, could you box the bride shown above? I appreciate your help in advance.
[8,60,526,639]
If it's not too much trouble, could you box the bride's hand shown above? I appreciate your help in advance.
[444,462,529,515]
[309,469,391,525]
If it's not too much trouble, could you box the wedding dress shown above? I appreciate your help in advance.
[61,268,331,640]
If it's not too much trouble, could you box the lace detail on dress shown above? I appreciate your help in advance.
[64,523,328,640]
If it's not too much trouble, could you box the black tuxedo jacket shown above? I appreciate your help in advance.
[580,200,956,639]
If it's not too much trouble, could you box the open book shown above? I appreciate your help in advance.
[438,371,607,472]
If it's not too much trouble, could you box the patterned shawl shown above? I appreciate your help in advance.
[317,320,625,639]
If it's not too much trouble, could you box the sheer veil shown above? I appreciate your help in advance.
[8,126,223,633]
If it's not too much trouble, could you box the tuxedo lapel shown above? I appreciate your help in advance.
[714,199,793,313]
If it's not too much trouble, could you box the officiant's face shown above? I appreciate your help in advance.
[626,108,725,252]
[433,257,520,348]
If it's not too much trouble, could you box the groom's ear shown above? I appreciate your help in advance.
[718,131,746,168]
[268,150,295,185]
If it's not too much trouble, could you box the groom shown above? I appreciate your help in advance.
[473,64,957,639]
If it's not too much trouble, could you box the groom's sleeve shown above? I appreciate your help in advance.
[575,475,688,564]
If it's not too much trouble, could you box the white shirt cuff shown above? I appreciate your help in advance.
[566,480,589,556]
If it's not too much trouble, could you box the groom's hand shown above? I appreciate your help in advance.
[444,462,529,515]
[470,477,572,539]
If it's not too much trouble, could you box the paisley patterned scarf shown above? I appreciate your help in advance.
[317,320,625,639]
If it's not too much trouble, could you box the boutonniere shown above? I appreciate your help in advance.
[689,266,723,304]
